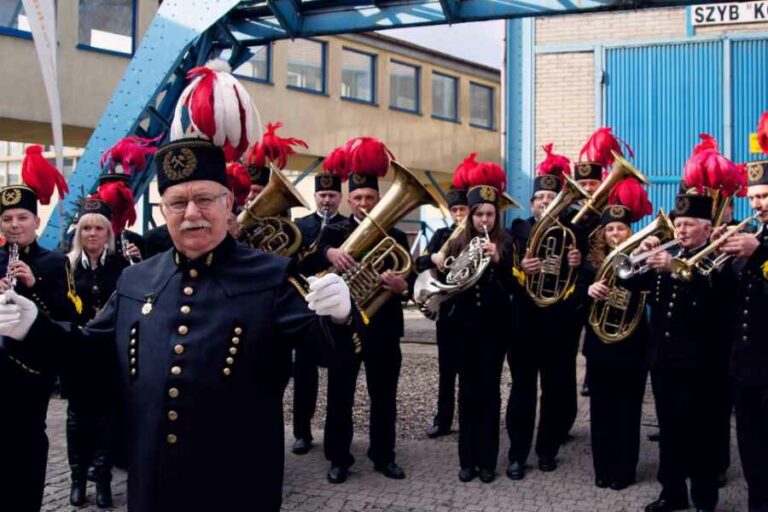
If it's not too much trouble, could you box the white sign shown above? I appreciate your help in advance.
[692,2,768,26]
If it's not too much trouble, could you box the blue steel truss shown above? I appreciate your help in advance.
[41,0,714,247]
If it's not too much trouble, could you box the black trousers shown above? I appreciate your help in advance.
[734,382,768,512]
[324,336,402,468]
[587,359,646,483]
[458,340,505,471]
[0,356,54,512]
[712,370,733,475]
[432,318,460,430]
[651,368,719,510]
[66,403,113,482]
[292,345,319,441]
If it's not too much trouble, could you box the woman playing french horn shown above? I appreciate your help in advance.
[437,162,516,484]
[582,178,653,491]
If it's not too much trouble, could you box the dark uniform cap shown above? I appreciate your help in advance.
[155,138,227,194]
[467,185,499,208]
[446,188,468,208]
[315,173,341,193]
[574,161,603,182]
[78,198,112,220]
[533,174,562,194]
[600,204,632,227]
[348,172,379,192]
[671,193,713,221]
[246,164,270,187]
[746,160,768,187]
[98,172,131,185]
[0,185,38,215]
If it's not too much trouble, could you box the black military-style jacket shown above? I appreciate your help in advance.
[72,252,129,324]
[414,224,456,273]
[729,223,768,385]
[7,235,359,512]
[294,211,346,275]
[143,225,173,258]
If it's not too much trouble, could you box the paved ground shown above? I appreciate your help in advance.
[41,309,748,511]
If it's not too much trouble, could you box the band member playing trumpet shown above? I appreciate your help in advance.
[438,162,514,483]
[583,179,652,491]
[720,112,768,512]
[415,153,472,439]
[321,138,410,484]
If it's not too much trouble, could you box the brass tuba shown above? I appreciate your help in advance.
[571,152,649,227]
[236,164,310,257]
[589,209,675,343]
[336,161,445,319]
[525,174,591,307]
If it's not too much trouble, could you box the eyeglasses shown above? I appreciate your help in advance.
[163,192,228,214]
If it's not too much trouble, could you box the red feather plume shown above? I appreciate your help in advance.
[452,153,478,189]
[468,161,506,191]
[99,135,161,175]
[345,137,394,177]
[579,127,634,168]
[608,178,652,222]
[97,180,136,235]
[683,134,745,197]
[537,143,571,179]
[21,145,68,205]
[226,162,251,207]
[246,122,308,170]
[322,146,350,182]
[757,112,768,155]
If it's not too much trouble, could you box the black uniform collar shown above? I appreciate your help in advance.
[18,239,40,257]
[173,235,237,273]
[316,211,338,221]
[81,250,108,270]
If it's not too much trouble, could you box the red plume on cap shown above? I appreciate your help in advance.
[99,135,161,175]
[757,112,768,155]
[171,60,261,162]
[609,178,652,222]
[346,137,394,177]
[683,134,745,197]
[323,146,350,182]
[21,145,69,205]
[246,122,308,170]
[468,161,506,191]
[579,127,634,168]
[537,143,571,179]
[226,162,251,207]
[452,152,478,189]
[97,180,136,235]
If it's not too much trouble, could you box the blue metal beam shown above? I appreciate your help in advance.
[438,0,460,24]
[267,0,302,38]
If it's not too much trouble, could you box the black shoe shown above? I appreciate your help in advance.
[96,479,112,509]
[426,425,450,438]
[538,456,557,472]
[595,477,610,488]
[327,465,348,484]
[644,498,689,512]
[87,465,98,482]
[374,462,406,479]
[69,479,86,507]
[458,467,477,482]
[506,462,525,480]
[580,384,591,397]
[609,476,635,490]
[479,468,495,483]
[716,471,727,488]
[292,437,312,455]
[648,432,661,442]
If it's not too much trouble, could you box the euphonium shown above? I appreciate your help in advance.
[572,153,649,226]
[237,164,310,257]
[335,161,444,319]
[525,174,591,307]
[589,210,675,343]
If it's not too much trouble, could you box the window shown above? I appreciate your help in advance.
[78,0,135,56]
[286,39,325,94]
[470,83,494,129]
[389,61,419,113]
[341,48,375,104]
[220,45,271,83]
[0,1,31,38]
[432,72,458,121]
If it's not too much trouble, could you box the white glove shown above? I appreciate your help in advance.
[0,290,38,341]
[305,274,351,324]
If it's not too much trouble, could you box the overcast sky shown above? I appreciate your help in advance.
[381,20,505,69]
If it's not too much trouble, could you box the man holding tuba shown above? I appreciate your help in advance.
[414,154,471,440]
[289,159,346,456]
[320,138,410,484]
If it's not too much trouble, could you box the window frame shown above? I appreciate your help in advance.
[225,43,273,85]
[388,59,421,115]
[340,46,377,106]
[0,1,32,40]
[469,81,495,131]
[75,0,137,58]
[286,38,327,96]
[431,71,460,123]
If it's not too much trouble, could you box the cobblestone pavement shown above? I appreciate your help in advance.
[41,312,748,511]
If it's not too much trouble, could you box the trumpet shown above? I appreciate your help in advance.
[5,242,18,289]
[613,239,682,280]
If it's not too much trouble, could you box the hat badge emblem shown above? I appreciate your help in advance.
[163,148,197,181]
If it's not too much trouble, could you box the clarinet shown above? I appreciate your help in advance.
[5,242,18,289]
[121,232,140,266]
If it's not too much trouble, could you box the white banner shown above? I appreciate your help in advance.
[692,2,768,27]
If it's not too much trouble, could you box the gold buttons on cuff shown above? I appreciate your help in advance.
[223,368,231,376]
[174,344,184,355]
[168,388,179,398]
[171,366,182,376]
[178,325,189,335]
[189,269,199,278]
[183,287,194,296]
[180,305,191,314]
[167,434,178,445]
[234,327,243,335]
[168,410,178,421]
